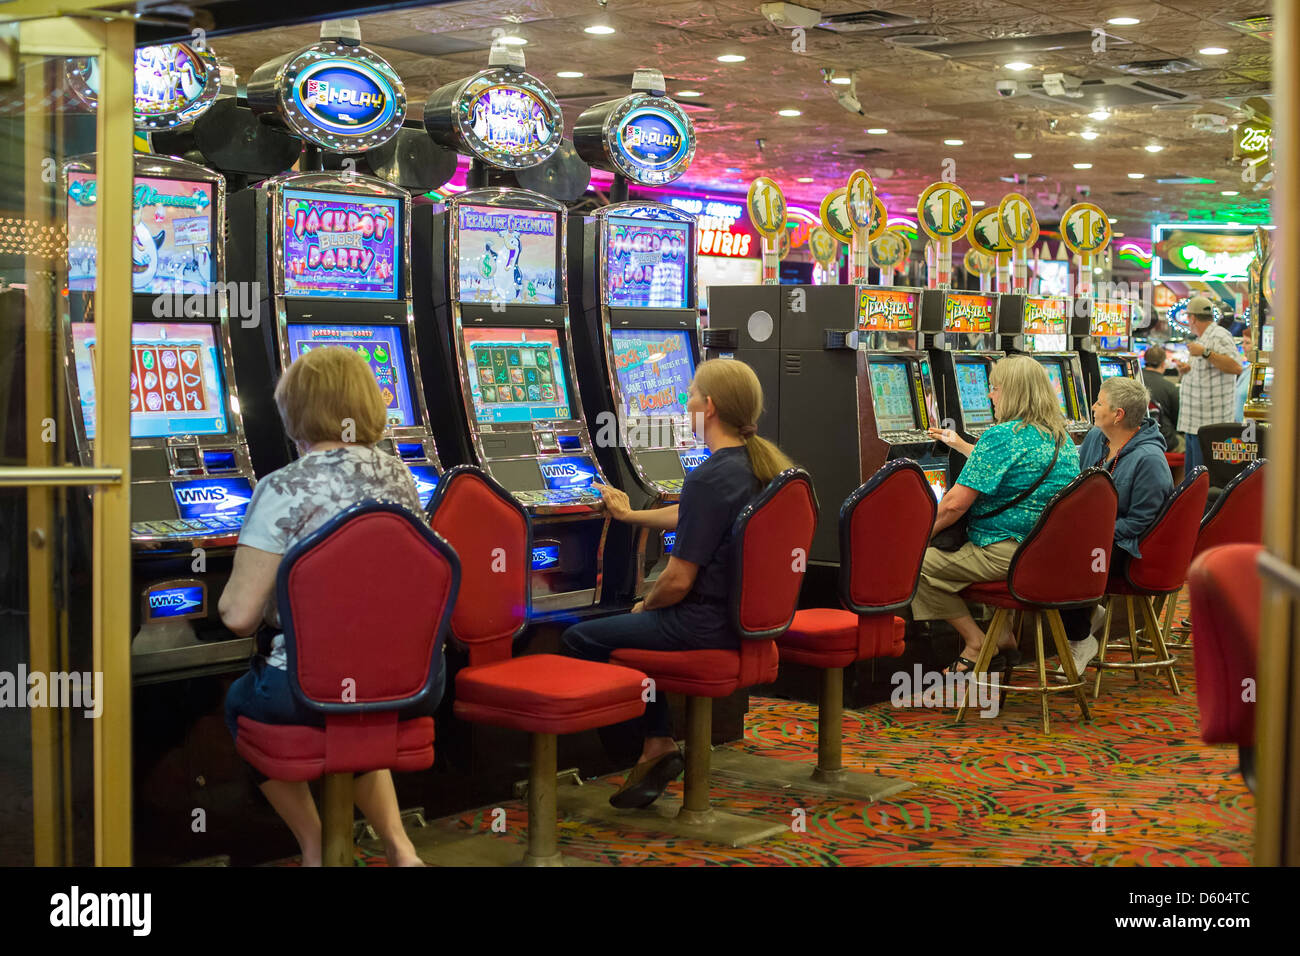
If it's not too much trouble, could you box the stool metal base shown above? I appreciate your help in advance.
[405,826,607,867]
[1092,595,1180,698]
[709,748,913,803]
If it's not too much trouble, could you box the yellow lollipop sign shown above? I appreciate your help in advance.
[809,226,840,267]
[846,169,875,228]
[820,187,853,244]
[1060,202,1112,256]
[747,177,786,239]
[998,193,1039,293]
[917,182,972,240]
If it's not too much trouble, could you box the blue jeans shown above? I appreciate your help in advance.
[1183,432,1204,475]
[561,608,738,753]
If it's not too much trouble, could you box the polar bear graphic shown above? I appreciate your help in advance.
[484,231,523,302]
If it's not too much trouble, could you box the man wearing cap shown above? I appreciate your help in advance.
[1174,295,1245,473]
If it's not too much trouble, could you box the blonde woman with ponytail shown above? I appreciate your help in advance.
[561,358,793,809]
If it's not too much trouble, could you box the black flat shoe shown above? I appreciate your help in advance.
[609,750,685,809]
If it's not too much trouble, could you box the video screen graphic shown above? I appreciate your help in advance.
[923,467,948,502]
[605,217,691,309]
[174,478,253,521]
[954,361,994,426]
[282,188,399,300]
[943,294,995,334]
[1100,361,1125,380]
[1036,358,1071,419]
[464,327,572,424]
[1035,260,1071,297]
[539,456,598,491]
[407,465,440,509]
[72,322,229,440]
[285,324,415,428]
[869,360,918,432]
[456,205,558,305]
[67,173,216,295]
[609,329,695,418]
[680,448,710,473]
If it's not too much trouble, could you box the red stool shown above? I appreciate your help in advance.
[234,502,458,867]
[957,469,1117,734]
[1093,468,1208,698]
[428,467,647,866]
[1188,543,1262,791]
[608,469,818,845]
[1161,458,1265,648]
[772,459,933,795]
[1165,451,1185,486]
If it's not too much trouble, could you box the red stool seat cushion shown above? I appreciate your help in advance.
[777,608,904,668]
[454,654,647,735]
[1165,452,1185,467]
[611,641,779,697]
[959,580,1031,609]
[235,715,435,783]
[1103,572,1167,597]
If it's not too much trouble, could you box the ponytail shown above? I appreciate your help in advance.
[743,433,794,484]
[692,357,796,484]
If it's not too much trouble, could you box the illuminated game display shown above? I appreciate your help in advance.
[923,466,948,502]
[281,188,399,299]
[609,329,695,417]
[1100,359,1125,380]
[67,173,215,295]
[1022,295,1070,351]
[605,217,691,309]
[464,327,572,424]
[858,287,919,332]
[869,360,919,432]
[72,322,229,440]
[285,324,415,428]
[456,204,558,305]
[1035,260,1071,296]
[954,360,994,426]
[943,293,996,334]
[1038,358,1071,418]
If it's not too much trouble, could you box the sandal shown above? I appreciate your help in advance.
[946,655,978,675]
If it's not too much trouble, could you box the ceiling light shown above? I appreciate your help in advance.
[1005,61,1032,72]
[972,200,986,206]
[830,76,852,85]
[1014,152,1032,159]
[778,108,802,117]
[1199,46,1228,55]
[677,90,702,97]
[907,207,917,212]
[866,128,887,135]
[1107,16,1141,25]
[717,54,746,63]
[584,24,616,35]
[1108,218,1117,223]
[1221,190,1240,196]
[1128,172,1145,178]
[1088,109,1111,121]
[497,35,527,46]
[1145,144,1164,152]
[944,138,964,146]
[1073,162,1092,169]
[556,71,584,78]
[797,176,814,183]
[1080,130,1099,140]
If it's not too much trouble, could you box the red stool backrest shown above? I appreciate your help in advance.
[427,466,531,666]
[840,459,935,613]
[278,501,459,712]
[731,468,818,639]
[1196,458,1266,557]
[1123,466,1209,593]
[1188,543,1261,746]
[1007,468,1118,606]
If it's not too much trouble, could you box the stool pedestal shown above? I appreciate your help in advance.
[1093,595,1180,698]
[320,773,355,867]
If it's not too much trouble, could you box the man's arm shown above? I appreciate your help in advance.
[1207,350,1245,376]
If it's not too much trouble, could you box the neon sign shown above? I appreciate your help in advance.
[1152,223,1257,281]
[669,196,755,258]
[66,43,220,130]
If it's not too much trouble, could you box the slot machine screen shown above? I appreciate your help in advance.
[67,173,216,295]
[285,324,416,428]
[1035,358,1071,418]
[456,204,559,305]
[1100,360,1125,380]
[282,188,400,300]
[1164,343,1190,366]
[608,329,695,418]
[954,360,995,426]
[605,217,691,309]
[868,360,920,432]
[1259,365,1274,401]
[1034,260,1071,297]
[464,327,573,424]
[72,322,230,440]
[923,466,948,502]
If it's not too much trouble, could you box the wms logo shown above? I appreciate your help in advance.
[540,462,579,480]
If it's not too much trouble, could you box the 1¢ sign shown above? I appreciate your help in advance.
[1060,202,1112,256]
[998,192,1037,246]
[917,182,971,240]
[747,177,786,239]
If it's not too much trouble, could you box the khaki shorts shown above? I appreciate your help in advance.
[910,539,1020,622]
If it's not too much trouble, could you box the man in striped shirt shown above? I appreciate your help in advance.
[1175,296,1245,474]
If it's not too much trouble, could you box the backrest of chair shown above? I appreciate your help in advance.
[731,469,818,639]
[1008,468,1118,606]
[1197,458,1265,556]
[1124,466,1210,593]
[278,501,459,713]
[427,466,531,666]
[1197,423,1256,489]
[1188,544,1262,746]
[839,459,935,614]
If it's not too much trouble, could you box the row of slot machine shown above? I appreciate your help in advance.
[707,269,1138,564]
[60,35,708,686]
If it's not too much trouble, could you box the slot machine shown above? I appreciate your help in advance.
[63,154,257,678]
[568,72,706,601]
[921,289,1002,477]
[1078,298,1141,403]
[1245,226,1275,422]
[227,172,444,507]
[1000,292,1092,442]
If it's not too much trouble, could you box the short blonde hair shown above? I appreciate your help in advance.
[1100,375,1150,429]
[989,354,1068,444]
[275,345,386,445]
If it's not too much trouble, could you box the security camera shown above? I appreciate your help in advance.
[995,79,1020,98]
[761,2,822,29]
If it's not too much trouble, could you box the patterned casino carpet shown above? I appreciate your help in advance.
[277,629,1254,867]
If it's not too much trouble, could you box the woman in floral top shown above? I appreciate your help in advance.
[220,345,433,866]
[914,355,1080,674]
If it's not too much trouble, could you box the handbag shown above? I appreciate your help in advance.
[931,435,1065,552]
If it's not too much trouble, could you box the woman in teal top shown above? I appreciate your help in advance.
[915,355,1081,674]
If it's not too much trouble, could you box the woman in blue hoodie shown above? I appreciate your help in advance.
[1059,375,1174,674]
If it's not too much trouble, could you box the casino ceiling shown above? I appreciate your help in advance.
[160,0,1274,238]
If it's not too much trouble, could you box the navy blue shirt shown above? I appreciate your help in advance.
[659,445,761,642]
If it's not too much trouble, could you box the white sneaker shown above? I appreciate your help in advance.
[1056,635,1099,677]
